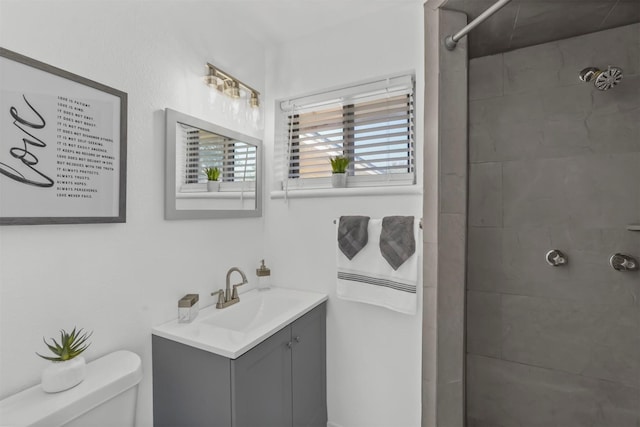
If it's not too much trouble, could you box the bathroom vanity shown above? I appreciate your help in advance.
[152,288,327,427]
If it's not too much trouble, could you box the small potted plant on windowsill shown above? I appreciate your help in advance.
[204,167,221,192]
[37,327,92,393]
[330,156,349,188]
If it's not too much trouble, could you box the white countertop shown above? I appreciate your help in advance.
[152,287,328,359]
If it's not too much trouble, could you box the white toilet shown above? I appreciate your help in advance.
[0,350,142,427]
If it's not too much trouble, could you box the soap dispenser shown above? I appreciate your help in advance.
[256,259,271,291]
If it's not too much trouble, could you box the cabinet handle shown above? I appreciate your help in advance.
[286,341,293,349]
[294,336,301,343]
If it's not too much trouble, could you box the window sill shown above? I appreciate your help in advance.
[177,192,255,200]
[270,185,422,199]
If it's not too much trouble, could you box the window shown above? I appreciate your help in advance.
[177,124,256,193]
[279,74,415,191]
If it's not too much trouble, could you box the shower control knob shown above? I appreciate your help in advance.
[546,249,567,267]
[610,253,639,272]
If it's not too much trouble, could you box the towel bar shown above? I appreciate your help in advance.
[333,218,423,229]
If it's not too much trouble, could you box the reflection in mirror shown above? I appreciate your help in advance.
[165,109,261,219]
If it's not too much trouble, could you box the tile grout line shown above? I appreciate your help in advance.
[468,353,640,390]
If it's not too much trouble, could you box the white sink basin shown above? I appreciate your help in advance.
[201,294,299,332]
[152,287,328,359]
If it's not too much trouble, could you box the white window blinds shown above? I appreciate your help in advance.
[280,74,415,190]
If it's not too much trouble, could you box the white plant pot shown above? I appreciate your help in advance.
[331,173,347,188]
[41,356,86,393]
[207,181,220,192]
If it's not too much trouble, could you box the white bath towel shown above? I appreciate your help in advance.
[336,218,419,315]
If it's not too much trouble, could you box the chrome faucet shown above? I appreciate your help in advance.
[211,267,248,309]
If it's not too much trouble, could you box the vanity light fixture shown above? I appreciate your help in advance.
[249,91,260,108]
[206,63,259,107]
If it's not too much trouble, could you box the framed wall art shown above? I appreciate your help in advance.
[0,48,127,225]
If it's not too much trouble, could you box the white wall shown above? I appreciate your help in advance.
[263,4,424,426]
[0,2,266,426]
[0,2,424,426]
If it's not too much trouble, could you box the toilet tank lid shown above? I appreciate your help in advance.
[0,350,142,427]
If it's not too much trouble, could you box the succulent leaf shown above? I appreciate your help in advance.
[203,167,220,181]
[37,327,92,362]
[330,156,349,173]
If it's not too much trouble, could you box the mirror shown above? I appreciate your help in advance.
[165,109,262,219]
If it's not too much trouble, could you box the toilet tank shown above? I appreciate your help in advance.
[0,350,142,427]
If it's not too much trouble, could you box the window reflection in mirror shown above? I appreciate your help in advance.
[165,109,261,219]
[177,124,256,192]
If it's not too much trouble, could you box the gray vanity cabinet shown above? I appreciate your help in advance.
[152,302,326,427]
[232,326,293,427]
[291,304,327,427]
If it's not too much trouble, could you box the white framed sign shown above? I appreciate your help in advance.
[0,48,127,225]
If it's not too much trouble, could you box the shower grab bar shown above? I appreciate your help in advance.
[333,218,423,229]
[444,0,513,51]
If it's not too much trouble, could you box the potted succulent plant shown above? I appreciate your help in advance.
[37,327,92,393]
[204,167,221,192]
[330,156,349,188]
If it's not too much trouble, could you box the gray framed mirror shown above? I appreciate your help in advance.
[165,109,262,219]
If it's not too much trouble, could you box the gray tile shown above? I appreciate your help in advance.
[437,215,466,386]
[440,127,468,176]
[467,227,506,292]
[470,25,640,164]
[503,42,564,95]
[439,10,468,73]
[495,226,640,307]
[422,379,436,427]
[469,162,502,227]
[469,90,544,127]
[440,126,468,211]
[438,213,467,289]
[440,173,466,214]
[509,3,614,53]
[442,3,639,59]
[422,242,438,288]
[601,7,640,36]
[466,291,502,358]
[458,2,521,58]
[585,75,640,153]
[557,23,640,84]
[469,54,503,100]
[501,295,640,387]
[439,68,468,133]
[469,91,552,163]
[466,355,640,427]
[468,223,640,307]
[469,120,547,164]
[469,87,639,164]
[422,286,437,383]
[436,380,464,427]
[423,178,438,244]
[464,21,640,427]
[437,324,464,387]
[540,83,593,121]
[502,153,640,229]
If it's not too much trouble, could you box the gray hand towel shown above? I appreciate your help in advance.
[380,216,415,270]
[338,216,371,260]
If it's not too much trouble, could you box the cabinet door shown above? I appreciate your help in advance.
[291,304,327,427]
[231,326,293,427]
[152,335,232,427]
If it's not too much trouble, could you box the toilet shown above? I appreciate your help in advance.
[0,350,142,427]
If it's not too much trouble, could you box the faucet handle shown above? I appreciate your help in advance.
[231,282,245,300]
[211,290,225,307]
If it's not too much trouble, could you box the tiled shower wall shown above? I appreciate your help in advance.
[466,24,640,426]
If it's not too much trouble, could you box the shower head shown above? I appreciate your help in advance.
[579,66,623,91]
